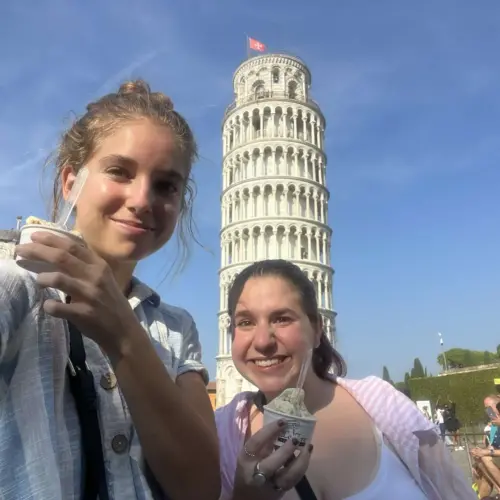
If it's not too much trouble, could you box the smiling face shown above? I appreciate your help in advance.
[231,275,321,400]
[61,119,186,265]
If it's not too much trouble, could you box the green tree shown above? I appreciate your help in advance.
[395,381,410,396]
[497,344,500,358]
[404,372,411,385]
[484,351,492,365]
[463,350,473,367]
[382,366,393,385]
[437,348,497,369]
[411,358,426,378]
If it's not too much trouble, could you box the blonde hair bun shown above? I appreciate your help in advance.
[117,79,174,111]
[118,79,151,97]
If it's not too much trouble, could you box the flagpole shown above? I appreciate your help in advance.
[245,33,249,59]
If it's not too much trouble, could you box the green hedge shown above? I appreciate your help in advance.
[408,367,500,424]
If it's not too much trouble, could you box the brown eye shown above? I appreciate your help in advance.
[236,319,252,328]
[274,316,292,324]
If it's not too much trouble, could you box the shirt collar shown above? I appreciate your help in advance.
[127,276,160,310]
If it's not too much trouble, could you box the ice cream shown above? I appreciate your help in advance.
[24,216,81,236]
[25,216,54,226]
[16,216,85,273]
[265,388,313,418]
[263,388,316,448]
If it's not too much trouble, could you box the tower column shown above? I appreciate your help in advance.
[307,229,312,261]
[283,228,290,259]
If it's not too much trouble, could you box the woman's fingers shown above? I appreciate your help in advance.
[36,272,91,297]
[273,443,313,492]
[256,438,301,478]
[243,419,285,458]
[16,241,88,277]
[30,231,92,263]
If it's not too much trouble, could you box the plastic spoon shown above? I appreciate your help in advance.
[55,168,89,230]
[293,347,313,403]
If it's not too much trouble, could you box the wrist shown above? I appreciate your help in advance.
[106,320,147,366]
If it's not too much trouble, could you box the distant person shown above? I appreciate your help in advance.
[471,395,500,498]
[443,400,463,450]
[435,404,447,441]
[420,405,432,421]
[485,422,492,447]
[215,260,476,499]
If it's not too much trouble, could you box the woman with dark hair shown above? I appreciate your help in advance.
[215,260,474,500]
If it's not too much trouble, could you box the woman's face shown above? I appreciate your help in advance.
[231,275,321,400]
[61,119,186,264]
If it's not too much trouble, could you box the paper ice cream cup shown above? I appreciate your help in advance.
[16,224,84,274]
[263,405,317,449]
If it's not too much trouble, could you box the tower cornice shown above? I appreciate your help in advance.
[232,53,312,88]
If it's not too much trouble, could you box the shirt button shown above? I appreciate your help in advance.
[111,434,129,454]
[100,372,117,390]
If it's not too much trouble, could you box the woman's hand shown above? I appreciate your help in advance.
[233,418,313,500]
[471,447,490,458]
[15,231,140,358]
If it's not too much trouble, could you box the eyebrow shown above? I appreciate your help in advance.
[272,308,298,317]
[100,154,138,168]
[234,307,297,318]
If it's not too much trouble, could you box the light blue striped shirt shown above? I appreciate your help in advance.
[0,259,208,499]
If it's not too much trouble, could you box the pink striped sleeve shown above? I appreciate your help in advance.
[215,393,252,499]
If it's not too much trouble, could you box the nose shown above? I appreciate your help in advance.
[126,177,155,214]
[252,323,277,354]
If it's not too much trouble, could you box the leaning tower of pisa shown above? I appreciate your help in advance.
[216,53,336,407]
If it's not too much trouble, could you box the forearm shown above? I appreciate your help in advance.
[110,324,220,500]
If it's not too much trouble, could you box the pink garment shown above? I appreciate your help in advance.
[215,376,476,500]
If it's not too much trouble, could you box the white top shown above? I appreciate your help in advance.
[435,409,445,424]
[347,427,427,500]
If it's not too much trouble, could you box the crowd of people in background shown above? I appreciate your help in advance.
[435,398,464,451]
[418,394,500,498]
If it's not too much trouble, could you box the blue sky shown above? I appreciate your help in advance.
[1,0,499,382]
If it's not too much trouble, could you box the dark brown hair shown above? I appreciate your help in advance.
[47,79,199,272]
[227,259,347,379]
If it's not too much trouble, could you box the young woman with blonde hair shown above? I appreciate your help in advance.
[0,80,219,499]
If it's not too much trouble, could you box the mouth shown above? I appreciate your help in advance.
[250,356,290,369]
[110,218,155,233]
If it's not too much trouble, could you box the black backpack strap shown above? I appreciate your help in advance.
[295,475,317,500]
[66,299,109,500]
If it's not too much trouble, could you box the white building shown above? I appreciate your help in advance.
[0,230,18,260]
[0,217,22,260]
[216,53,336,407]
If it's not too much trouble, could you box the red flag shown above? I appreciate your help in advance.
[248,37,266,52]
